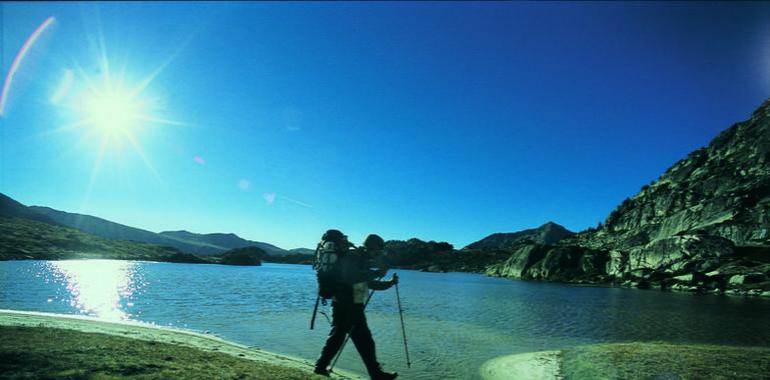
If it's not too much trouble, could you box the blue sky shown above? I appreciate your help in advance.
[2,2,770,249]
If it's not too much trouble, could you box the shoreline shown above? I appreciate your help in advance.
[0,309,363,379]
[479,342,770,380]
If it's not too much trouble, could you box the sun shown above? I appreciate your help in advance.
[60,48,182,154]
[80,86,145,144]
[52,53,184,191]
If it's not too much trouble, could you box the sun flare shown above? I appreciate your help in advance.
[80,87,145,142]
[51,49,186,191]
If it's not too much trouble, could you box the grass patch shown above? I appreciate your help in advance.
[0,325,322,379]
[561,342,770,380]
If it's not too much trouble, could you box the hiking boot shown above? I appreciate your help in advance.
[371,370,398,380]
[313,366,330,377]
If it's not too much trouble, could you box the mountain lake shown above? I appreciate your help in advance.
[1,260,769,379]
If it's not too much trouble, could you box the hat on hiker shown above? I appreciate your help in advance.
[323,229,347,242]
[363,234,385,251]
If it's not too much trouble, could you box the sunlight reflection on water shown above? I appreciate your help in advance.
[3,261,770,379]
[47,260,138,321]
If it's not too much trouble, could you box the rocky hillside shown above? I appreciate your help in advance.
[486,99,770,296]
[573,99,770,249]
[465,222,573,250]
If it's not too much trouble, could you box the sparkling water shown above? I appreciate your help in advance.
[1,260,769,379]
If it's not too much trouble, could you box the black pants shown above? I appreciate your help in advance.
[316,301,381,376]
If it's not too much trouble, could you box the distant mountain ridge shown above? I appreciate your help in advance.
[29,206,287,256]
[158,230,286,256]
[1,194,187,262]
[1,194,56,224]
[465,222,574,250]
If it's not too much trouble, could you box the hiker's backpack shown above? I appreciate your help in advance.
[314,239,343,299]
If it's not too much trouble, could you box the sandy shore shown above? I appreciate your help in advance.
[479,350,562,380]
[479,342,770,380]
[0,309,363,379]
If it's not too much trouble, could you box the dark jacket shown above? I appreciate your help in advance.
[333,251,390,304]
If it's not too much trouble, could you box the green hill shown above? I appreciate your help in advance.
[31,206,287,256]
[0,216,183,261]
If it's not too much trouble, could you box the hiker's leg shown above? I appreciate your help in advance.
[349,305,381,375]
[315,302,353,370]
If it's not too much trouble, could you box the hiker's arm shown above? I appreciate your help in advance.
[368,275,398,291]
[368,254,390,278]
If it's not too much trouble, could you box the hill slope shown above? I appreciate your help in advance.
[1,194,55,224]
[0,216,184,261]
[30,206,287,256]
[0,198,262,265]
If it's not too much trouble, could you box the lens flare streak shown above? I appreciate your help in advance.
[0,16,56,116]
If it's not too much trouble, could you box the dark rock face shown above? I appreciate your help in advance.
[486,99,770,295]
[466,222,574,250]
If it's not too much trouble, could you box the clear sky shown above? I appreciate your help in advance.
[2,2,770,250]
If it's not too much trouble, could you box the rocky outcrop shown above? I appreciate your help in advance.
[486,244,608,282]
[486,244,547,278]
[485,99,770,295]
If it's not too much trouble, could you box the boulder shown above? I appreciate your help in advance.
[425,265,445,273]
[485,244,546,279]
[673,274,693,283]
[693,258,721,273]
[728,273,768,285]
[628,268,653,280]
[671,283,697,292]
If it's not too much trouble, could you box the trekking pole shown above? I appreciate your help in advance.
[329,287,377,372]
[394,273,411,368]
[310,295,321,330]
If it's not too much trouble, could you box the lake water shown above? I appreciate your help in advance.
[1,260,769,379]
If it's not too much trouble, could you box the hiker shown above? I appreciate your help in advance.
[314,232,398,380]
